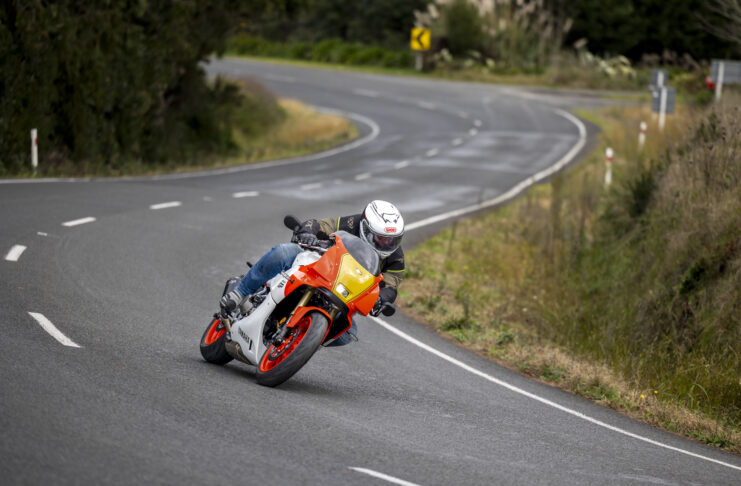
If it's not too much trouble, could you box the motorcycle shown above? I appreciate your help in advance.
[199,215,395,387]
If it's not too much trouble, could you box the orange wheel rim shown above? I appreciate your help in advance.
[204,318,225,346]
[259,315,312,372]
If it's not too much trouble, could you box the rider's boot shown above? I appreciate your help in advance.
[220,290,244,313]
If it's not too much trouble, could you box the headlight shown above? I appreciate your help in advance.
[335,283,350,298]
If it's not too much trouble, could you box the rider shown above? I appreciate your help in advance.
[220,200,406,345]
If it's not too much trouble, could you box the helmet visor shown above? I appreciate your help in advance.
[361,220,402,256]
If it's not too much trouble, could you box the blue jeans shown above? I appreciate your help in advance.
[237,243,303,296]
[236,242,356,346]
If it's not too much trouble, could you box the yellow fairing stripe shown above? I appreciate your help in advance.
[332,253,375,304]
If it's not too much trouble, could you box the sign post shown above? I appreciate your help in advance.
[410,27,430,71]
[605,147,613,188]
[651,86,675,132]
[710,60,741,101]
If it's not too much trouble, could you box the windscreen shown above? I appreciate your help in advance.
[335,231,380,276]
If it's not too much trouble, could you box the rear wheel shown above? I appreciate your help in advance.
[199,315,233,365]
[256,311,328,387]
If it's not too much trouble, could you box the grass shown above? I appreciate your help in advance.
[399,92,741,454]
[225,53,654,95]
[229,98,357,164]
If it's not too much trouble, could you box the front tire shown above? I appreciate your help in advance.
[200,315,233,365]
[256,311,328,387]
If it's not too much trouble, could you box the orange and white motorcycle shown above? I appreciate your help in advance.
[199,216,395,387]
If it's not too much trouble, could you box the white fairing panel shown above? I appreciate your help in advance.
[230,296,277,365]
[229,250,322,365]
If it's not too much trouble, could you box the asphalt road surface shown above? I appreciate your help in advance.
[2,58,740,485]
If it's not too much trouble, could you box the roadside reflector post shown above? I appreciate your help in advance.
[638,121,647,152]
[604,147,613,188]
[31,128,38,174]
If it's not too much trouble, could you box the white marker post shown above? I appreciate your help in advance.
[638,121,647,152]
[715,61,725,102]
[604,147,613,188]
[658,88,667,132]
[31,129,38,173]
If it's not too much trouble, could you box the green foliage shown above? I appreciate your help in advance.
[245,0,429,49]
[0,0,270,174]
[565,0,737,61]
[443,0,483,56]
[227,35,413,68]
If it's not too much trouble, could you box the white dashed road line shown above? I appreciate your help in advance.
[5,245,26,262]
[458,111,469,119]
[348,468,421,486]
[354,173,371,181]
[473,119,482,127]
[469,128,478,136]
[451,138,463,146]
[263,73,296,83]
[394,160,410,169]
[353,88,379,98]
[232,191,259,198]
[425,148,439,158]
[149,201,182,210]
[62,217,96,227]
[28,312,81,348]
[300,183,322,191]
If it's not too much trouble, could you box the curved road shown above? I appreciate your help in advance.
[1,58,739,485]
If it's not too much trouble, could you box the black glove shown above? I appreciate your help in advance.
[296,232,319,247]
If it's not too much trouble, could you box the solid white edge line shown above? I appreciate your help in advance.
[397,108,741,472]
[149,201,182,210]
[28,312,81,348]
[355,173,371,181]
[300,183,322,191]
[61,217,96,227]
[369,316,741,472]
[1,109,381,183]
[5,245,27,262]
[348,467,422,486]
[232,191,259,198]
[406,109,586,232]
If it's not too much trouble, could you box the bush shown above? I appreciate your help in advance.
[226,35,411,69]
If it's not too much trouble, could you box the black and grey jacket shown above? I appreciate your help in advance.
[299,214,405,304]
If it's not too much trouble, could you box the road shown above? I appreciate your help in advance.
[1,58,739,485]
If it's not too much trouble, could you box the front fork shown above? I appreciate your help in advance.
[270,288,315,345]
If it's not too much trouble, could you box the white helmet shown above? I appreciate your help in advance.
[360,200,404,258]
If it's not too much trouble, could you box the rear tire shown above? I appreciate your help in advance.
[256,311,328,387]
[200,315,233,365]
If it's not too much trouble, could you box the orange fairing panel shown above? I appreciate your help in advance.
[353,285,380,315]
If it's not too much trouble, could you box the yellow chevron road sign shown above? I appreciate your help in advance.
[410,28,430,51]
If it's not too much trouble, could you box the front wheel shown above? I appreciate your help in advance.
[199,315,233,365]
[256,311,328,387]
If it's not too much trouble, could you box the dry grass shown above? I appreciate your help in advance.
[400,94,741,453]
[229,98,357,164]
